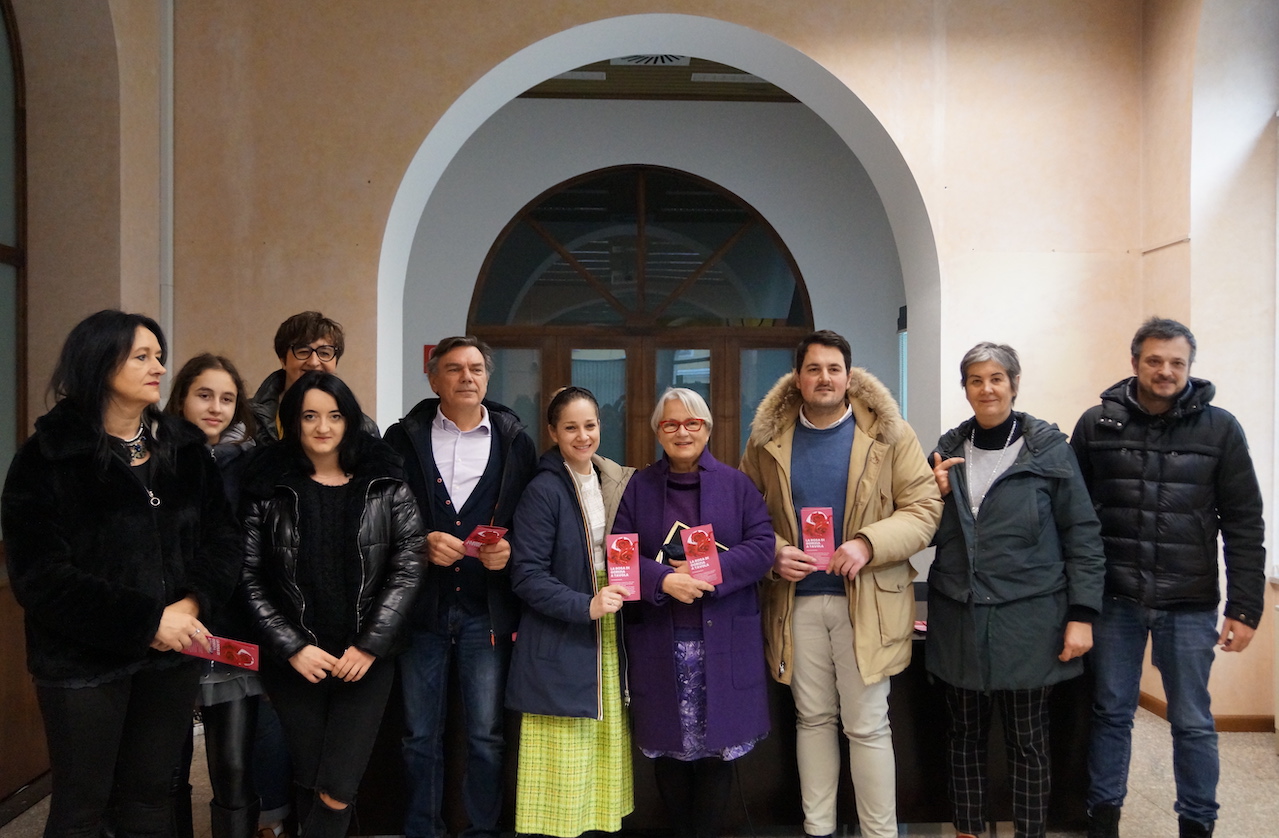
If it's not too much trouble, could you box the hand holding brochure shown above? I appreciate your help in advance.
[464,524,508,558]
[680,524,722,586]
[800,507,835,570]
[181,633,259,671]
[606,533,641,601]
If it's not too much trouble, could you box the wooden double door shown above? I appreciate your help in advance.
[478,327,805,469]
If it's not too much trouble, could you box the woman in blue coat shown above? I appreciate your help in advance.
[929,342,1105,838]
[507,386,636,836]
[614,387,775,838]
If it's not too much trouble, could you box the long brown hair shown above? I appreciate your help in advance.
[164,353,257,441]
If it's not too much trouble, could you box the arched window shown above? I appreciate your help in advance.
[471,165,811,466]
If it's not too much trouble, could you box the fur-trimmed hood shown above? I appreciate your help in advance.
[748,366,905,447]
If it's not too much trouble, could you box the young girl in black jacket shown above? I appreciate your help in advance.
[239,371,424,838]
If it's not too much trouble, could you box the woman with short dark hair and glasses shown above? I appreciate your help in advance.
[1,310,240,838]
[613,387,775,838]
[240,371,424,838]
[250,311,379,443]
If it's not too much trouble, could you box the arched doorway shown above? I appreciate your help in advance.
[470,165,813,466]
[378,13,941,446]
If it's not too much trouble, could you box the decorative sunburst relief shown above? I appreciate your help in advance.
[610,55,690,66]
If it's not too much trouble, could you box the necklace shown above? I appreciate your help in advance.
[965,418,1017,517]
[118,422,148,462]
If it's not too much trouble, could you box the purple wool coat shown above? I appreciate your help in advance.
[614,448,775,754]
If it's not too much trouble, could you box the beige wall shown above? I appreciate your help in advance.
[168,0,1146,430]
[14,0,122,416]
[12,1,1277,717]
[111,0,163,318]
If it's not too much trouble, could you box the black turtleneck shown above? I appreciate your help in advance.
[970,411,1024,450]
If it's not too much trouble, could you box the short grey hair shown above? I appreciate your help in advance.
[959,342,1021,400]
[650,387,713,433]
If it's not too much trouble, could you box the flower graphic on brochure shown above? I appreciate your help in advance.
[803,508,831,537]
[608,535,636,563]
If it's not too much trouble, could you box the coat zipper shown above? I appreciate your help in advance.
[563,462,605,720]
[281,485,317,646]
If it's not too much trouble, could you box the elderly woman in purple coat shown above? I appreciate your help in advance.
[614,387,775,838]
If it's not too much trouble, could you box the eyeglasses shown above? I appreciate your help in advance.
[290,344,339,362]
[658,418,706,434]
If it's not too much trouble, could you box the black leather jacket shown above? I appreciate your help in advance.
[1070,377,1265,627]
[240,436,426,661]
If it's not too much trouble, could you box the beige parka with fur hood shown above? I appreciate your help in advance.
[740,368,942,686]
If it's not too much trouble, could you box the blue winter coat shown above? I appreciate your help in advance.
[926,413,1105,691]
[506,450,634,718]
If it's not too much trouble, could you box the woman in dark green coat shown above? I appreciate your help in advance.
[928,342,1105,838]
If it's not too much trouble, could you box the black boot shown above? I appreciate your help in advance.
[1178,815,1214,837]
[171,782,194,838]
[210,800,262,838]
[1087,804,1121,838]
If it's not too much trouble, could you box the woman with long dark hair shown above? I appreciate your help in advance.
[507,386,636,836]
[2,310,240,838]
[239,371,424,838]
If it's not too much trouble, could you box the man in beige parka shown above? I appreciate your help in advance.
[741,330,941,838]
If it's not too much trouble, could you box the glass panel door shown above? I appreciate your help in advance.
[571,348,627,465]
[739,348,793,456]
[486,347,541,433]
[655,347,710,460]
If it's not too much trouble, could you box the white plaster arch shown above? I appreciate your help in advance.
[377,13,941,441]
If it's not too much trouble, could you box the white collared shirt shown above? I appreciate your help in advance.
[431,405,493,511]
[799,402,853,430]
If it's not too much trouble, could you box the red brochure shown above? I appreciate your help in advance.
[800,507,835,570]
[181,634,260,671]
[464,524,509,558]
[606,533,641,601]
[680,524,722,586]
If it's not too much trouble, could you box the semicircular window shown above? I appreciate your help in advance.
[473,166,809,328]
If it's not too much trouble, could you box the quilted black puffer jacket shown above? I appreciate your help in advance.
[1069,377,1265,627]
[240,435,426,661]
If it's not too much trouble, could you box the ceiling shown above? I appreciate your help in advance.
[519,55,796,102]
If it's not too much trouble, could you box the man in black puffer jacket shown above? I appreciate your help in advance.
[1070,318,1265,838]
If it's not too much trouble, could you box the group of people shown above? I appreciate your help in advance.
[1,311,1263,838]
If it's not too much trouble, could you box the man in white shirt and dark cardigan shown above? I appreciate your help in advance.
[385,336,537,838]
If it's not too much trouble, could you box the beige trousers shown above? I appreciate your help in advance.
[790,594,897,838]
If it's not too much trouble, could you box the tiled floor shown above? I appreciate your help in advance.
[3,709,1276,838]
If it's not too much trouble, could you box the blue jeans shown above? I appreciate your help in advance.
[400,606,510,838]
[1087,597,1220,825]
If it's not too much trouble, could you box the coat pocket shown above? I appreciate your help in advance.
[532,617,570,662]
[872,562,916,645]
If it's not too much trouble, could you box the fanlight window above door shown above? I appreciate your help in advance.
[473,166,808,329]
